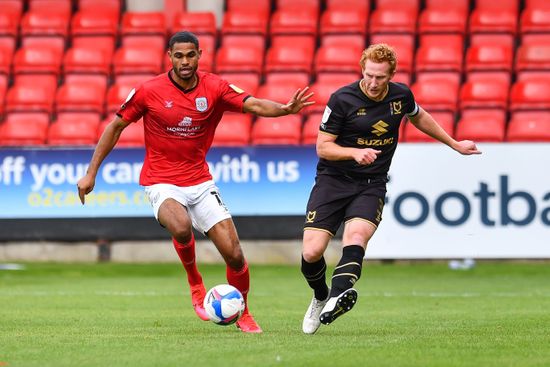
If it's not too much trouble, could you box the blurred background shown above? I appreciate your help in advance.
[0,0,549,263]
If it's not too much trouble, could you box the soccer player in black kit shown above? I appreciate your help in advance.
[300,44,482,334]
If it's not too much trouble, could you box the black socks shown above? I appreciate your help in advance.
[301,256,329,301]
[329,245,365,298]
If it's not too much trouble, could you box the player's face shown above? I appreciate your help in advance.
[361,60,393,99]
[168,42,201,81]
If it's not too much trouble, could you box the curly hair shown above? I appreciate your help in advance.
[359,44,397,75]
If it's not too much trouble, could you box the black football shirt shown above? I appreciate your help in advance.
[317,80,419,177]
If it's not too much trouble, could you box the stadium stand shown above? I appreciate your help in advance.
[212,113,252,147]
[507,112,550,142]
[47,113,100,146]
[251,115,302,145]
[1,0,550,147]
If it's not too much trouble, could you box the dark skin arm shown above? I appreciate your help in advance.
[76,116,131,204]
[243,87,314,117]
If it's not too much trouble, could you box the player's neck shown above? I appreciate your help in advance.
[170,69,198,91]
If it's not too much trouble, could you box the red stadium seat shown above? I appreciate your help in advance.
[106,82,135,114]
[424,0,469,11]
[0,77,6,115]
[276,0,319,15]
[418,8,468,35]
[315,44,363,75]
[321,34,365,49]
[263,72,311,86]
[308,79,343,114]
[0,45,12,75]
[469,34,515,50]
[20,10,70,50]
[55,82,106,114]
[510,78,550,111]
[218,72,260,95]
[12,46,63,77]
[411,79,459,113]
[459,79,510,111]
[302,113,322,145]
[71,10,118,39]
[525,0,550,8]
[0,4,20,39]
[469,8,518,36]
[403,112,454,142]
[265,36,315,75]
[222,10,269,38]
[63,46,111,77]
[5,82,56,114]
[172,12,217,37]
[256,78,305,103]
[113,47,163,77]
[375,0,419,15]
[370,8,417,35]
[476,0,518,12]
[515,43,550,80]
[465,44,514,78]
[251,115,302,145]
[271,9,318,38]
[120,12,166,51]
[0,114,49,146]
[416,35,463,73]
[211,113,252,147]
[521,8,550,35]
[47,115,99,146]
[326,0,370,13]
[215,44,264,74]
[72,36,115,61]
[455,110,506,142]
[226,0,270,14]
[29,0,72,17]
[3,112,50,130]
[98,117,145,147]
[507,112,550,142]
[320,9,368,37]
[78,0,121,19]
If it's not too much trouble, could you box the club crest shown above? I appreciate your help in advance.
[195,97,208,112]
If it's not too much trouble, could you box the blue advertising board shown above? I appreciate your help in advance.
[0,147,318,218]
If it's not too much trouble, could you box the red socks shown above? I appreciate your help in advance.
[172,235,203,287]
[226,261,250,312]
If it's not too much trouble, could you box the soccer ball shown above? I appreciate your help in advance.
[203,284,245,325]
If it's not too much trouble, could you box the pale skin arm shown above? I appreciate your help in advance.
[243,86,315,117]
[77,116,131,204]
[409,107,482,155]
[316,132,382,165]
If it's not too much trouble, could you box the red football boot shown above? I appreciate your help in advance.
[190,284,209,321]
[236,312,263,333]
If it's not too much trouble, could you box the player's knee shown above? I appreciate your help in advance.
[171,227,193,244]
[302,246,324,263]
[224,245,245,269]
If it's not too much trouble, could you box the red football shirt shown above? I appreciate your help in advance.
[117,71,249,186]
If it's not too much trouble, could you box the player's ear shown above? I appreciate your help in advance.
[197,48,202,59]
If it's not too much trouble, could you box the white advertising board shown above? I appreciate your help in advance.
[368,143,550,259]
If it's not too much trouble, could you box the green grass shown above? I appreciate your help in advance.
[1,262,550,367]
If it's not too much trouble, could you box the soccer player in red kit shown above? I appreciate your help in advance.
[77,31,314,333]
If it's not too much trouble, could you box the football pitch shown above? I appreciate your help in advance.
[1,262,549,367]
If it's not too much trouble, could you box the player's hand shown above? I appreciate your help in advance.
[281,86,315,114]
[77,175,96,204]
[454,140,482,155]
[353,148,381,165]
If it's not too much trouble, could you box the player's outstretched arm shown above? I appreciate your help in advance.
[243,87,315,117]
[77,116,131,204]
[409,107,482,155]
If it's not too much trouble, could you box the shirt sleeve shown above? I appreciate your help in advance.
[218,78,250,113]
[116,84,147,123]
[319,93,346,136]
[404,86,419,117]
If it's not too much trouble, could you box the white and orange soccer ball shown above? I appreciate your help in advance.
[203,284,245,325]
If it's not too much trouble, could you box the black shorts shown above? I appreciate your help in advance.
[303,174,387,236]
